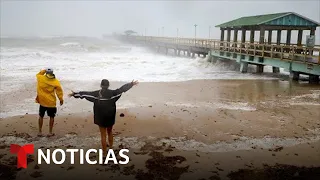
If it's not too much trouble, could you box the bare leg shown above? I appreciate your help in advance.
[38,116,43,136]
[49,117,54,135]
[99,126,107,156]
[107,126,113,149]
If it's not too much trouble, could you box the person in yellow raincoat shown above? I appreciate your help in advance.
[35,68,63,137]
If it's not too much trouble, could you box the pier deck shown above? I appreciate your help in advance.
[116,12,320,83]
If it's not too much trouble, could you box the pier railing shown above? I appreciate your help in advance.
[124,35,320,65]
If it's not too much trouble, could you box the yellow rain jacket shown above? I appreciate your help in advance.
[35,70,63,107]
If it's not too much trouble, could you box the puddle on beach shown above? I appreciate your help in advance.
[1,79,319,118]
[165,102,257,111]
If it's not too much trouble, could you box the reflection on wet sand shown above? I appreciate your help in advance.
[0,79,319,179]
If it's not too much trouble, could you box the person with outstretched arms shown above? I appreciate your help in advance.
[68,79,138,155]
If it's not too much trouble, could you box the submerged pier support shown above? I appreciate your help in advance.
[209,56,217,63]
[240,62,248,73]
[272,67,280,73]
[309,75,319,84]
[256,65,264,73]
[290,71,300,81]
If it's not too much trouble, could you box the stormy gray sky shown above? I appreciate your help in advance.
[1,0,319,43]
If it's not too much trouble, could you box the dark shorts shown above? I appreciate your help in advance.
[94,114,115,128]
[39,105,57,118]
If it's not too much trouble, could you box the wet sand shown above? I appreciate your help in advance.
[0,80,320,180]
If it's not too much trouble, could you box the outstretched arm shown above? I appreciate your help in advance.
[69,90,99,103]
[112,80,139,96]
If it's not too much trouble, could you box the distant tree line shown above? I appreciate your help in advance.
[124,30,137,36]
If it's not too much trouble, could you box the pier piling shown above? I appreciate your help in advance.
[290,71,300,81]
[256,65,264,73]
[309,75,319,84]
[240,62,248,73]
[272,67,280,73]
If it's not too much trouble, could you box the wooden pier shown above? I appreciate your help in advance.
[116,12,320,83]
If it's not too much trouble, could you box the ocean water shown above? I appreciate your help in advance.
[0,36,286,117]
[0,36,283,93]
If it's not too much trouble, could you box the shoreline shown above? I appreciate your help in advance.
[1,79,320,179]
[1,79,320,118]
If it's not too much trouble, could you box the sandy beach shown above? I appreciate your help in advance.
[0,79,320,180]
[1,0,320,179]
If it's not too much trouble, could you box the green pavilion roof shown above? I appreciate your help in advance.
[215,12,320,28]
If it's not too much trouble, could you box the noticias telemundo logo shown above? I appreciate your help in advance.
[10,144,130,168]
